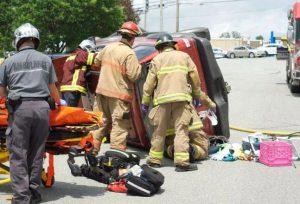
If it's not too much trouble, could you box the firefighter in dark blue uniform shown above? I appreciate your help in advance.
[0,23,64,204]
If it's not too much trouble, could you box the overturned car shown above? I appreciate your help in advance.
[51,31,230,148]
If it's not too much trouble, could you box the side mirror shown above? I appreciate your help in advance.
[225,82,231,94]
[287,26,294,41]
[288,9,292,20]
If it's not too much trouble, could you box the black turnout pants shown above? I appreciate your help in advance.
[62,91,81,107]
[6,101,49,204]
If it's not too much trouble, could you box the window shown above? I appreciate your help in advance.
[95,45,105,52]
[296,20,300,42]
[134,45,156,61]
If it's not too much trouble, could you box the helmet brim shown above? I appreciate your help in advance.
[155,40,177,50]
[15,37,40,50]
[118,29,140,37]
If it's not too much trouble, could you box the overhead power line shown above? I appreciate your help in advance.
[163,7,283,20]
[133,0,246,11]
[135,0,247,31]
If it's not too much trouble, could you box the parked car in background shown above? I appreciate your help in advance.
[226,46,266,58]
[213,47,226,59]
[257,43,282,56]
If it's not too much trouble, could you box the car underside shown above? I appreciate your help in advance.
[51,34,230,148]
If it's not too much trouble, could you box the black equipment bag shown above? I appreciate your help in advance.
[126,176,157,197]
[103,149,140,169]
[125,165,164,197]
[80,164,113,184]
[141,164,164,188]
[67,148,143,185]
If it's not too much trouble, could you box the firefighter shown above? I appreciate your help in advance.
[60,39,97,107]
[141,34,216,172]
[165,105,213,162]
[0,23,62,203]
[92,21,142,154]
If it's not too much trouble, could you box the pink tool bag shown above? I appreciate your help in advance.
[259,141,292,167]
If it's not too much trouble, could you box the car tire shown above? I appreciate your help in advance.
[286,73,291,84]
[265,51,269,56]
[249,53,255,58]
[288,77,300,93]
[286,62,291,83]
[229,53,235,59]
[289,84,300,93]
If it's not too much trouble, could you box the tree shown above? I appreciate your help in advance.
[0,0,126,53]
[219,31,242,39]
[231,31,242,39]
[219,32,231,38]
[0,1,16,54]
[256,35,264,40]
[121,0,140,23]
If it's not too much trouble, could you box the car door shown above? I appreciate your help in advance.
[195,38,230,137]
[270,45,277,55]
[234,47,242,57]
[240,46,248,57]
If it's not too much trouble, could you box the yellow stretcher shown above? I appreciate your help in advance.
[0,150,10,185]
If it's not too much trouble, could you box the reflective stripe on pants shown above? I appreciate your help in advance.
[148,102,191,166]
[166,129,209,161]
[149,150,163,160]
[166,121,202,136]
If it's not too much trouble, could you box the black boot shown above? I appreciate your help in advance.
[30,184,42,204]
[30,191,42,204]
[164,145,174,160]
[175,164,198,172]
[189,145,196,163]
[146,161,162,168]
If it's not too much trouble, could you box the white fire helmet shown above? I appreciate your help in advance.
[14,23,40,50]
[79,39,96,52]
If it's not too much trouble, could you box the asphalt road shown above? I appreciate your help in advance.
[1,57,300,204]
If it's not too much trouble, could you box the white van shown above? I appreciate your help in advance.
[257,43,281,56]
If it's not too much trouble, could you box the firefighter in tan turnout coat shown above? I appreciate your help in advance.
[92,22,142,154]
[141,34,216,172]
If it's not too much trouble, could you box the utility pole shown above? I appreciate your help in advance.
[160,0,163,31]
[144,0,149,30]
[176,0,180,32]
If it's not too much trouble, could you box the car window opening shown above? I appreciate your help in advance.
[134,45,156,61]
